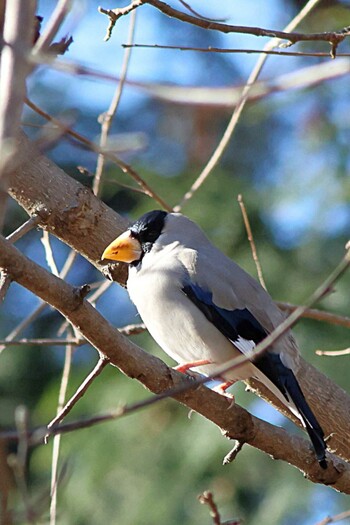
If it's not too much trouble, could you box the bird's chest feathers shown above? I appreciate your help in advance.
[127,244,193,313]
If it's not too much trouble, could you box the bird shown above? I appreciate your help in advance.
[102,209,327,468]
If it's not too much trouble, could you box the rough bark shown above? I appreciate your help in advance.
[4,133,350,485]
[0,234,349,492]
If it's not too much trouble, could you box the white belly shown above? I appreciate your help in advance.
[127,267,255,380]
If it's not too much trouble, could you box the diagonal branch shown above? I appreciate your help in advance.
[1,229,350,490]
[5,134,350,482]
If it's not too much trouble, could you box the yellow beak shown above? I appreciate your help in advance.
[101,230,142,263]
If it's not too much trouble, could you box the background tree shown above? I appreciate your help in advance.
[1,0,350,524]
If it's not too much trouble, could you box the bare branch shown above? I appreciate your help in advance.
[223,441,244,465]
[174,0,321,211]
[33,0,72,54]
[93,9,137,196]
[198,491,222,525]
[6,214,41,243]
[7,407,34,523]
[0,338,83,346]
[123,43,350,58]
[316,348,350,357]
[0,270,11,303]
[237,194,267,290]
[50,341,73,525]
[277,302,350,329]
[1,234,350,489]
[100,0,349,54]
[0,0,36,230]
[41,231,59,276]
[315,509,350,525]
[177,1,226,23]
[119,322,146,336]
[46,355,109,434]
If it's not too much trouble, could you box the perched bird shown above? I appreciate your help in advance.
[102,210,327,468]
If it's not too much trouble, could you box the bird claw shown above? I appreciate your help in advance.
[213,381,236,409]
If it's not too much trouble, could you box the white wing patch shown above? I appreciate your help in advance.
[235,336,256,356]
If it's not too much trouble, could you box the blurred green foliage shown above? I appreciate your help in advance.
[1,0,350,523]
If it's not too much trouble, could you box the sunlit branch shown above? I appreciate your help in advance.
[6,215,41,243]
[46,355,109,436]
[237,194,267,290]
[316,347,350,357]
[93,9,137,197]
[174,0,322,212]
[0,0,36,231]
[33,0,72,54]
[50,341,73,525]
[123,43,350,58]
[100,0,349,56]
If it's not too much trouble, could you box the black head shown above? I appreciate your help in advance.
[129,210,168,256]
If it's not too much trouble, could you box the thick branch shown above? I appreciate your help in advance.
[0,0,36,228]
[5,134,350,480]
[0,234,349,491]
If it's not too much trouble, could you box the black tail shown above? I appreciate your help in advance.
[283,371,327,469]
[255,353,327,468]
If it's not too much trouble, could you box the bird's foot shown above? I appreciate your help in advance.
[175,359,211,374]
[213,381,236,408]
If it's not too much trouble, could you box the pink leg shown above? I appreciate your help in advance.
[213,380,236,406]
[175,359,211,374]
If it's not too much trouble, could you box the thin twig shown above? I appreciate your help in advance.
[25,97,171,211]
[8,407,35,523]
[41,231,59,276]
[0,303,47,354]
[93,9,137,196]
[57,280,112,335]
[177,1,226,22]
[223,441,244,465]
[315,509,350,525]
[46,355,109,435]
[6,215,41,243]
[88,277,112,305]
[174,0,322,211]
[198,491,222,525]
[109,0,349,52]
[237,194,267,290]
[119,322,146,336]
[0,271,11,303]
[0,338,84,346]
[5,243,349,448]
[316,348,350,357]
[277,302,350,329]
[33,0,72,54]
[0,242,78,355]
[123,43,350,58]
[50,342,73,525]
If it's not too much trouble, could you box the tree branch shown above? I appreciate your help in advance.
[0,0,36,229]
[1,233,350,489]
[99,0,350,56]
[4,134,350,488]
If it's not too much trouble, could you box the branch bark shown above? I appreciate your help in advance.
[0,232,349,492]
[0,0,36,229]
[5,133,350,487]
[99,0,349,56]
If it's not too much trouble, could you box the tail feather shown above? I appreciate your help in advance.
[255,353,327,468]
[283,373,327,469]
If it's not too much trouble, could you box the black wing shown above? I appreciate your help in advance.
[182,282,327,468]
